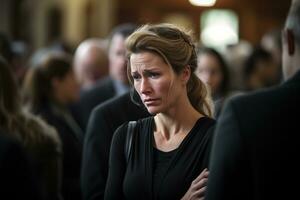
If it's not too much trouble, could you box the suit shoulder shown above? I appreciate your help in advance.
[92,92,131,114]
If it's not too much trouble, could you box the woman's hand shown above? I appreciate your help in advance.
[181,168,209,200]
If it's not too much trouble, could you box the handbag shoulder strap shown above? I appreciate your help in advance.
[125,121,137,164]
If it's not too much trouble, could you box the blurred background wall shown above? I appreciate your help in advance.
[0,0,291,52]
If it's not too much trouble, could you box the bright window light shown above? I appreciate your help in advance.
[201,9,239,51]
[189,0,217,7]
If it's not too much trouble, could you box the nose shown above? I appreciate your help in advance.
[140,77,151,95]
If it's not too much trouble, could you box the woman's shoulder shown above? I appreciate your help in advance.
[113,116,154,144]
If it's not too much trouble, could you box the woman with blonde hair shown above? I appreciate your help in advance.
[0,56,62,199]
[105,24,215,200]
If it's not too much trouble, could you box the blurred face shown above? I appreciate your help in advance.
[75,47,108,88]
[53,70,80,104]
[108,34,128,84]
[196,54,223,95]
[130,51,185,115]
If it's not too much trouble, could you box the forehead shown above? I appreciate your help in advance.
[130,51,168,69]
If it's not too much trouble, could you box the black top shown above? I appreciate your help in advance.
[152,148,178,199]
[105,116,215,200]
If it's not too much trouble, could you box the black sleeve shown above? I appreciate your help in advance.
[205,99,248,200]
[104,123,128,200]
[81,106,114,200]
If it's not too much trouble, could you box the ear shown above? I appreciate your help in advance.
[181,65,191,84]
[286,29,295,55]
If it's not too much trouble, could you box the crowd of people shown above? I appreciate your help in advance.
[1,0,300,199]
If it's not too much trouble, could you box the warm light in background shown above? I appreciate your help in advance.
[189,0,217,7]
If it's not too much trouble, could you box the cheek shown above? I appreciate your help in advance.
[212,74,223,86]
[134,82,141,94]
[155,79,173,99]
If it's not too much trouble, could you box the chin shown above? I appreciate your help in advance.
[146,107,161,115]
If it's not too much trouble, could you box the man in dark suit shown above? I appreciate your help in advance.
[0,132,42,199]
[81,90,150,200]
[205,1,300,199]
[72,24,137,130]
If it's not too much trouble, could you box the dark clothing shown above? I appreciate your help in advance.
[0,133,42,199]
[81,92,150,200]
[105,116,215,200]
[152,148,177,199]
[206,71,300,200]
[35,103,83,200]
[72,77,116,130]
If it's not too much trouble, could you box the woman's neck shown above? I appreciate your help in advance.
[154,97,203,140]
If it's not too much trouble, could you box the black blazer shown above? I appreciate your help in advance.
[81,91,150,200]
[206,71,300,200]
[72,77,116,130]
[0,132,42,199]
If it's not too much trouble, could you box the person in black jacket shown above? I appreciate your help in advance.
[23,52,82,200]
[81,90,150,200]
[205,1,300,199]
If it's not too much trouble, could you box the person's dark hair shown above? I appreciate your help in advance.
[23,52,73,112]
[0,56,20,115]
[0,55,59,145]
[285,1,300,46]
[0,33,14,63]
[197,47,230,96]
[108,23,138,50]
[244,46,273,80]
[125,23,213,117]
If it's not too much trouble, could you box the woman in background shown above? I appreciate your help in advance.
[23,52,83,200]
[0,55,62,200]
[196,47,230,118]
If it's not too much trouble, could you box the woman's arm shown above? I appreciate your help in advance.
[181,168,209,200]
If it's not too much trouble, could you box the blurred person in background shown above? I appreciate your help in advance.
[0,55,62,200]
[261,28,283,82]
[196,47,230,119]
[72,23,138,130]
[0,32,28,85]
[23,52,82,200]
[74,38,109,91]
[243,46,280,91]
